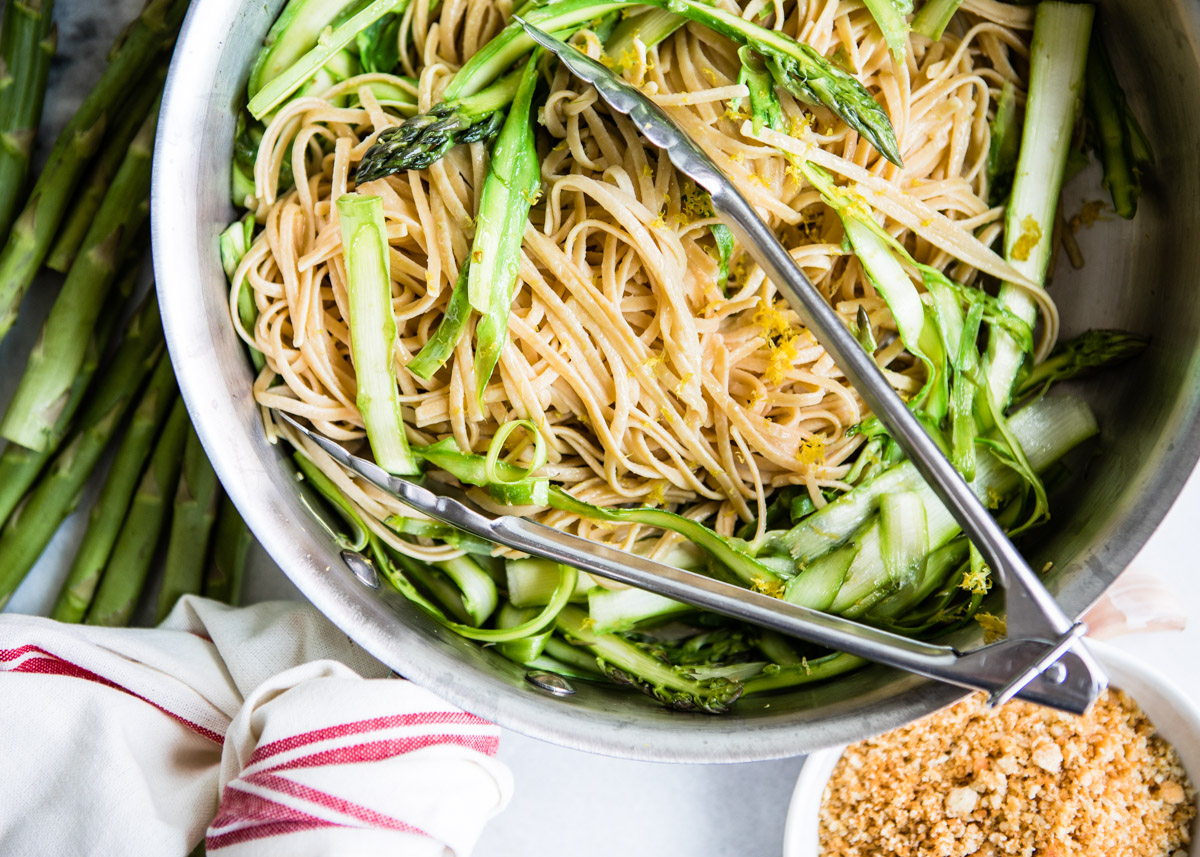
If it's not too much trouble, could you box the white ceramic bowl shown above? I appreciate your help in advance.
[782,640,1200,857]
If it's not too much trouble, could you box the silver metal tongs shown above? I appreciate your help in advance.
[286,20,1107,714]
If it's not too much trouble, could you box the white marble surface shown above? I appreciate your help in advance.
[3,3,1199,856]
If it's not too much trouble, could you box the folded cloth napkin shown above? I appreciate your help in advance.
[0,596,512,856]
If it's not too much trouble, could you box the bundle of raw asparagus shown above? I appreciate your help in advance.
[0,0,252,624]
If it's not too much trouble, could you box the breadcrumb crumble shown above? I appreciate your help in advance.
[818,689,1195,856]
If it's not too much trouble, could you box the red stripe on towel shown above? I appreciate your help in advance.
[5,653,224,744]
[247,771,430,835]
[261,733,500,773]
[248,710,491,765]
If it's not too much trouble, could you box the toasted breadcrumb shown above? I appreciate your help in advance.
[819,689,1196,857]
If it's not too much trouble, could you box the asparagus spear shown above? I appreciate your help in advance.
[0,263,135,527]
[0,0,186,342]
[0,296,164,609]
[0,0,56,244]
[45,71,163,272]
[1014,328,1148,400]
[984,2,1093,413]
[205,495,253,606]
[555,605,744,713]
[156,425,220,622]
[49,352,178,623]
[0,97,159,451]
[336,192,420,474]
[1085,31,1153,220]
[85,398,189,627]
[355,69,523,179]
[357,0,902,181]
[470,54,541,404]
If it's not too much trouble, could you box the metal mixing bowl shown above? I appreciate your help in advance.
[152,0,1200,761]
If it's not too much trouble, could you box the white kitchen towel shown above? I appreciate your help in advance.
[0,596,512,857]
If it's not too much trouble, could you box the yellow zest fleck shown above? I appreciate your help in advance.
[701,67,718,85]
[920,218,933,227]
[975,611,1007,643]
[672,373,694,397]
[640,163,654,179]
[650,210,667,228]
[787,114,812,138]
[643,352,663,370]
[730,152,746,165]
[798,435,826,468]
[752,577,786,598]
[1011,215,1043,262]
[1041,561,1054,574]
[581,616,597,630]
[959,566,992,594]
[646,480,667,505]
[553,140,568,152]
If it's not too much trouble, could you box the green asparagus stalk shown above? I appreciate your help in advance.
[0,296,164,608]
[46,71,164,272]
[1014,328,1148,400]
[736,47,783,133]
[85,398,189,627]
[358,0,902,180]
[0,0,186,342]
[0,0,56,244]
[555,605,744,713]
[157,425,220,622]
[604,7,684,66]
[985,2,1092,413]
[355,68,524,180]
[470,54,541,404]
[0,263,135,527]
[205,495,253,606]
[861,0,910,60]
[1085,31,1153,220]
[911,0,964,42]
[335,192,420,474]
[49,353,178,623]
[0,98,159,451]
[405,262,472,379]
[986,80,1020,206]
[247,0,408,120]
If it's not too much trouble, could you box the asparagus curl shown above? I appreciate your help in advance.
[0,0,186,342]
[85,398,189,627]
